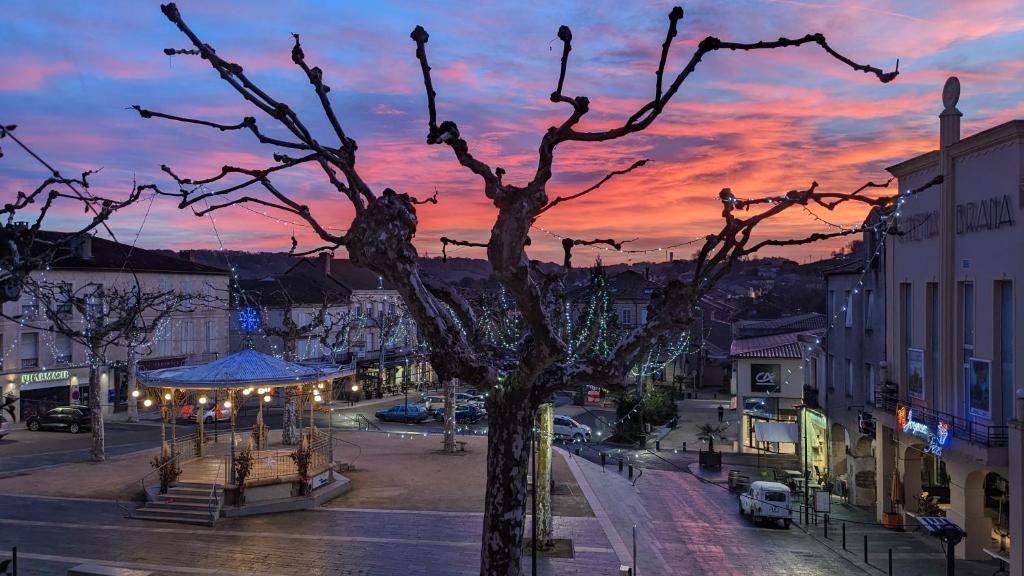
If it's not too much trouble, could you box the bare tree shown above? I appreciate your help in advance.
[352,295,413,399]
[11,281,186,461]
[135,4,932,573]
[0,125,144,304]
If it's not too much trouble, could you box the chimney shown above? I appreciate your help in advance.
[318,251,332,275]
[939,76,961,149]
[74,235,93,260]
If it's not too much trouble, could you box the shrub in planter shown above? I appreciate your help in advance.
[151,442,181,494]
[233,444,254,506]
[290,437,313,495]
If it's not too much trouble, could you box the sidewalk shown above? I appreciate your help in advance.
[796,495,1003,576]
[659,396,739,453]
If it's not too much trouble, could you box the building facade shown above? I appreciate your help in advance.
[880,78,1021,564]
[2,235,230,421]
[819,223,887,508]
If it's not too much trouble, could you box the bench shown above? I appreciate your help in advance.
[982,548,1009,576]
[68,565,153,576]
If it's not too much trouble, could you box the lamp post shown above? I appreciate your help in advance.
[795,403,809,525]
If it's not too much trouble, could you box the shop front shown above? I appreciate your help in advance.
[9,368,89,421]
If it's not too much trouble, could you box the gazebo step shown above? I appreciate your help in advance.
[132,506,216,525]
[157,493,218,505]
[174,482,223,490]
[168,486,220,497]
[151,500,217,511]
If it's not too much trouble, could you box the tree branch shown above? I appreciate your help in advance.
[538,158,650,215]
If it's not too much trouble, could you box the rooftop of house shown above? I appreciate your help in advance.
[730,328,824,359]
[734,312,825,339]
[22,231,227,276]
[240,259,351,307]
[606,269,661,300]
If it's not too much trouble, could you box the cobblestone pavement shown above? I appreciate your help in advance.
[0,495,619,575]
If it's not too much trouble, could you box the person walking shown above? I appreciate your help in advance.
[717,405,724,423]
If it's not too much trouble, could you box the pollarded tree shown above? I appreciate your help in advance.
[0,126,143,304]
[11,281,188,461]
[136,4,938,573]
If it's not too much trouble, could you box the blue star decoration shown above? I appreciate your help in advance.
[238,306,261,333]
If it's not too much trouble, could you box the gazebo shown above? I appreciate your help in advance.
[135,349,350,518]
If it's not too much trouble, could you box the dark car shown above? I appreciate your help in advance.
[26,406,91,434]
[433,404,484,424]
[375,404,429,423]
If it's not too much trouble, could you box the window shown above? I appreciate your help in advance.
[157,323,172,356]
[639,306,648,324]
[21,293,38,320]
[961,282,974,407]
[55,282,73,316]
[182,321,195,354]
[927,283,939,406]
[54,333,72,365]
[621,308,632,325]
[180,280,193,308]
[999,281,1014,425]
[864,289,874,331]
[20,333,39,368]
[366,332,375,350]
[845,359,854,396]
[902,283,912,398]
[205,320,215,353]
[865,362,875,404]
[844,291,853,328]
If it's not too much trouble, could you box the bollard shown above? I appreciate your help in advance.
[601,452,607,469]
[842,523,846,550]
[628,464,634,479]
[618,459,624,473]
[824,513,829,539]
[864,535,868,564]
[656,440,661,451]
[682,442,687,452]
[888,548,892,575]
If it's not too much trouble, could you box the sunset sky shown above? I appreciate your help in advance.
[2,1,1023,265]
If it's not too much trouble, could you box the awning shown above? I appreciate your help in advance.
[754,421,799,443]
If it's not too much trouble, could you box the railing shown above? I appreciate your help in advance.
[874,389,1009,447]
[116,448,182,516]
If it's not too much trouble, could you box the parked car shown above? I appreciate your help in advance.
[552,415,591,442]
[25,406,91,434]
[423,395,446,411]
[375,404,430,423]
[187,404,232,424]
[0,416,9,440]
[739,481,792,528]
[463,388,487,400]
[455,392,484,406]
[432,404,485,424]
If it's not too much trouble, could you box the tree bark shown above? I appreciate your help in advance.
[126,348,139,423]
[282,387,299,445]
[443,378,456,453]
[479,387,534,576]
[536,402,554,549]
[88,358,105,462]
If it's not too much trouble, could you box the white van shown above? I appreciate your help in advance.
[739,481,793,528]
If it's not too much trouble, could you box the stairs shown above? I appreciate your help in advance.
[132,482,223,526]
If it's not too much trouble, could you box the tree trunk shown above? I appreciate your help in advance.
[88,359,105,462]
[126,348,139,423]
[282,387,299,445]
[479,388,534,576]
[536,402,554,549]
[443,378,456,453]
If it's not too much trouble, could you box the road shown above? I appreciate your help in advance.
[0,396,489,475]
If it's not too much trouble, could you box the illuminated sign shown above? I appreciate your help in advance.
[20,370,70,384]
[899,406,951,456]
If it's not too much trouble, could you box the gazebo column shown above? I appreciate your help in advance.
[196,392,206,458]
[229,388,237,484]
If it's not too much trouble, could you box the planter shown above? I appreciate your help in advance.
[699,450,722,470]
[882,512,904,530]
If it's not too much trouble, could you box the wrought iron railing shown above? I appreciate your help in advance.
[874,388,1008,447]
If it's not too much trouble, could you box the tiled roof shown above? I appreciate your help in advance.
[241,259,351,307]
[26,231,227,275]
[137,349,346,388]
[735,313,825,339]
[328,259,394,291]
[607,270,661,300]
[730,329,823,359]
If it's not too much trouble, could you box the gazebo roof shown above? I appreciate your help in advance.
[137,349,345,389]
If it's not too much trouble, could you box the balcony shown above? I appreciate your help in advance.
[875,388,1008,448]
